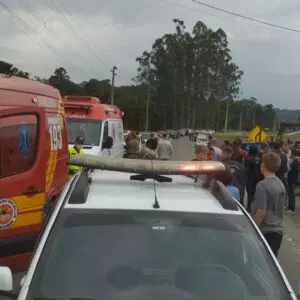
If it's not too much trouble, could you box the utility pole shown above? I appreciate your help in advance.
[239,111,242,131]
[145,85,151,132]
[110,66,117,105]
[224,101,229,133]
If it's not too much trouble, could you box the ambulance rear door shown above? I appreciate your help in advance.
[0,107,47,238]
[108,119,124,157]
[100,119,124,157]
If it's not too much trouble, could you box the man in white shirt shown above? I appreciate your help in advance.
[209,138,222,161]
[157,133,174,160]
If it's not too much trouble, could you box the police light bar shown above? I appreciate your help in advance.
[63,103,92,111]
[69,155,225,175]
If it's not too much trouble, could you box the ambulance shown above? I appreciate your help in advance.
[0,74,69,272]
[63,96,125,157]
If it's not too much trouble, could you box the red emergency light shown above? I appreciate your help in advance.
[179,163,217,172]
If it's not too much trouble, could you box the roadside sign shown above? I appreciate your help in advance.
[248,126,268,142]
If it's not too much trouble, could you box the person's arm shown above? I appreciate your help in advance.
[145,139,150,149]
[282,154,288,174]
[169,142,174,156]
[240,164,247,187]
[252,182,267,227]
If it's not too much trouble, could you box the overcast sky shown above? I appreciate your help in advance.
[1,0,300,109]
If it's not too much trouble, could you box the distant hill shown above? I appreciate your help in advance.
[275,109,300,123]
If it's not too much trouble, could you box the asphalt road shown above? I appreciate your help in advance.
[171,136,300,292]
[2,137,300,297]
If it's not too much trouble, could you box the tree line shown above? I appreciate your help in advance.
[0,18,276,132]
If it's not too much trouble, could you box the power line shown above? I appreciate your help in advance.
[157,0,226,20]
[0,0,88,76]
[17,0,99,77]
[56,0,113,69]
[45,0,111,70]
[191,0,300,33]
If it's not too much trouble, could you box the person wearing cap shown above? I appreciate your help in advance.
[68,136,85,179]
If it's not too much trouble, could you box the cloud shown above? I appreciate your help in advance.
[0,0,300,109]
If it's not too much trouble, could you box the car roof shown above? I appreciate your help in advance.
[65,170,243,215]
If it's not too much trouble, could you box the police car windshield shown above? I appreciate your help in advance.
[26,210,290,300]
[66,118,102,146]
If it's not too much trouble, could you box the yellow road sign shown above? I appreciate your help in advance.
[248,126,268,142]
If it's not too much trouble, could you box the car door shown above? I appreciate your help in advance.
[0,107,46,238]
[101,121,110,157]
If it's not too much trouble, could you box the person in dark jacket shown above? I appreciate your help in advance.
[287,148,300,214]
[221,146,247,205]
[146,133,158,151]
[232,139,248,164]
[273,142,288,190]
[245,145,264,212]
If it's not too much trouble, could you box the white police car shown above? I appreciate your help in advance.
[0,157,297,300]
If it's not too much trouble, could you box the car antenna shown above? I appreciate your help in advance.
[151,160,160,209]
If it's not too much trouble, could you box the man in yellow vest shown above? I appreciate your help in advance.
[68,136,85,179]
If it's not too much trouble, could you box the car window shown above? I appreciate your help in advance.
[66,118,102,146]
[26,210,291,300]
[0,114,38,178]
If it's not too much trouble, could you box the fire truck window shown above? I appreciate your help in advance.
[0,114,38,179]
[103,122,109,138]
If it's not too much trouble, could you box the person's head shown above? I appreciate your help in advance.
[209,138,217,147]
[136,131,140,136]
[261,152,281,176]
[214,165,233,187]
[221,146,233,160]
[223,140,231,147]
[291,148,299,159]
[75,136,85,150]
[232,139,242,150]
[150,133,155,139]
[261,143,269,153]
[249,145,259,156]
[130,131,137,140]
[162,133,168,139]
[273,142,281,152]
[195,145,209,161]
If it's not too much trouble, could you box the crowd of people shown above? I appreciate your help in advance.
[125,131,300,256]
[194,136,300,257]
[125,131,174,160]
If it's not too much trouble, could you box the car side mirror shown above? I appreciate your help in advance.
[102,136,113,150]
[0,267,13,291]
[0,267,17,299]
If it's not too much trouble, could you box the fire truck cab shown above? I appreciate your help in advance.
[0,74,69,272]
[63,96,125,157]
